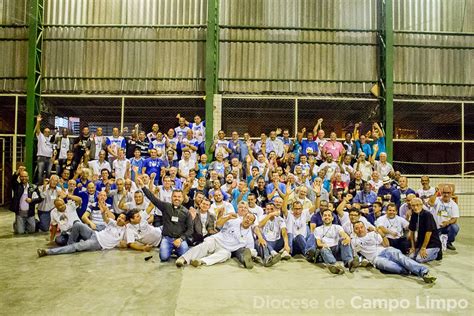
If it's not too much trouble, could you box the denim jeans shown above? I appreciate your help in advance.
[55,232,70,246]
[438,224,460,243]
[266,237,285,253]
[159,236,189,262]
[374,247,429,277]
[37,156,53,185]
[47,233,102,255]
[409,247,440,263]
[14,215,36,234]
[37,211,51,232]
[288,233,308,256]
[320,241,353,265]
[68,222,94,245]
[304,234,316,255]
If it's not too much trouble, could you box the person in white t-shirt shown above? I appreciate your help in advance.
[38,211,127,257]
[258,202,291,262]
[113,149,130,180]
[343,208,375,237]
[284,201,312,256]
[375,203,410,254]
[176,213,256,268]
[178,149,195,179]
[308,209,357,274]
[125,209,162,251]
[209,190,235,219]
[34,115,55,185]
[351,221,436,283]
[248,194,265,222]
[88,150,112,177]
[417,176,436,205]
[428,185,460,250]
[49,193,82,246]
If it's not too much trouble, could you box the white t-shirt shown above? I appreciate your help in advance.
[430,197,460,228]
[93,136,105,160]
[37,132,54,157]
[417,187,436,202]
[314,224,344,248]
[374,161,394,178]
[125,210,162,246]
[95,219,126,249]
[319,161,339,180]
[174,126,190,141]
[88,160,112,176]
[248,205,264,222]
[190,122,205,143]
[261,216,286,242]
[212,218,255,252]
[215,140,230,158]
[351,231,385,263]
[375,215,409,239]
[178,159,195,178]
[50,200,80,232]
[286,209,311,238]
[343,217,374,236]
[58,137,70,160]
[109,190,132,214]
[369,180,383,193]
[209,201,235,217]
[113,159,129,179]
[354,161,373,181]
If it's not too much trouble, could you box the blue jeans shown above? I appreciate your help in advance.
[288,233,308,256]
[14,215,36,234]
[439,224,459,243]
[68,222,94,245]
[409,247,440,263]
[304,234,317,255]
[37,211,51,232]
[47,233,102,255]
[37,156,53,185]
[320,241,353,265]
[159,236,189,262]
[55,233,69,246]
[374,247,429,277]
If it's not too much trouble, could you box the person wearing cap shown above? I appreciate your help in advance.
[377,176,401,209]
[428,185,460,251]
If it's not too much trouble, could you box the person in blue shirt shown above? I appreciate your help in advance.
[265,171,286,201]
[231,180,249,210]
[378,176,401,209]
[228,131,242,161]
[129,148,144,181]
[300,129,318,157]
[371,122,386,160]
[353,182,378,206]
[142,148,163,185]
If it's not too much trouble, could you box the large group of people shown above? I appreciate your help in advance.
[10,114,462,284]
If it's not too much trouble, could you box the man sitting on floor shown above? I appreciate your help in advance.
[175,213,256,268]
[351,221,436,283]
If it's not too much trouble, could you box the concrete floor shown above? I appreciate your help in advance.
[0,209,472,316]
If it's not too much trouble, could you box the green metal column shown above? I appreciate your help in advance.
[378,0,394,162]
[204,0,219,157]
[25,0,44,176]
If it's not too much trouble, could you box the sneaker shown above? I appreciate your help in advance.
[264,254,281,267]
[190,259,202,267]
[360,258,373,268]
[253,256,264,265]
[328,264,344,275]
[305,249,316,263]
[447,243,456,251]
[349,259,359,273]
[242,248,254,269]
[175,257,186,268]
[422,273,437,284]
[281,250,291,260]
[37,249,47,258]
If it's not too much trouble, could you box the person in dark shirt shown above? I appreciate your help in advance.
[137,178,193,262]
[250,176,268,208]
[408,198,441,263]
[135,131,150,158]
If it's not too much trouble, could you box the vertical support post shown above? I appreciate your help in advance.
[205,0,219,157]
[378,0,394,163]
[461,102,465,178]
[120,97,125,132]
[25,0,44,176]
[294,98,299,137]
[13,95,19,172]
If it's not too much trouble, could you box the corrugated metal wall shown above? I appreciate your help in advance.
[0,0,472,96]
[42,0,207,94]
[219,0,378,95]
[393,0,474,97]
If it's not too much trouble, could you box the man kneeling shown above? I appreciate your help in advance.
[37,208,127,257]
[175,213,256,268]
[351,221,436,283]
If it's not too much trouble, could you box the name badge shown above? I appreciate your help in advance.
[171,216,179,222]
